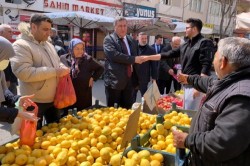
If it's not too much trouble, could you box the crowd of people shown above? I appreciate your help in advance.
[1,13,250,165]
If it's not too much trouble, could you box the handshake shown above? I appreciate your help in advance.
[134,54,161,64]
[135,56,149,64]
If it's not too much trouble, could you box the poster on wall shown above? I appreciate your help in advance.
[3,0,44,11]
[3,8,20,31]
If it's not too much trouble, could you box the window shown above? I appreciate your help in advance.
[5,0,21,4]
[209,1,221,16]
[160,0,172,5]
[189,0,203,12]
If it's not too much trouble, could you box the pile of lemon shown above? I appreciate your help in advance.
[149,111,191,154]
[0,107,161,166]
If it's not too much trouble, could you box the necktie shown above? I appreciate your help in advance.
[120,38,132,77]
[157,45,160,53]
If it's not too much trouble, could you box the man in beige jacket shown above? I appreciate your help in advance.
[11,14,70,129]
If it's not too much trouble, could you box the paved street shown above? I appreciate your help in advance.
[0,79,142,145]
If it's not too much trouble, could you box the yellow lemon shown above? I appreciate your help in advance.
[34,157,47,166]
[76,153,87,163]
[127,150,137,159]
[150,129,158,138]
[150,159,162,166]
[15,153,28,165]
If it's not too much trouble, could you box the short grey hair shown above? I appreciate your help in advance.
[0,24,12,32]
[138,32,147,36]
[217,37,250,69]
[114,16,127,26]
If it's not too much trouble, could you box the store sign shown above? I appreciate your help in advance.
[3,8,20,31]
[44,0,105,15]
[204,23,214,29]
[123,3,156,18]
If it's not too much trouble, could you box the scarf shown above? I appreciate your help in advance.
[68,38,85,78]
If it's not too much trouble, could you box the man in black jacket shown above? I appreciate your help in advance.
[173,37,250,166]
[140,18,214,110]
[103,16,144,109]
[132,32,157,101]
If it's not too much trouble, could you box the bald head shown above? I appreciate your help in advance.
[171,36,181,49]
[0,24,13,41]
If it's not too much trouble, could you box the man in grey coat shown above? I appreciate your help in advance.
[174,37,250,166]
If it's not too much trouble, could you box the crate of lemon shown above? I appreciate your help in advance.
[0,106,168,166]
[127,107,196,166]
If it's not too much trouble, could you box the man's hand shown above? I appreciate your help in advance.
[89,77,94,87]
[168,69,174,76]
[177,73,189,84]
[172,129,188,149]
[56,67,70,77]
[17,111,39,122]
[18,94,39,122]
[19,94,35,109]
[193,89,200,99]
[135,56,148,64]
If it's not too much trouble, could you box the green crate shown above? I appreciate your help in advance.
[164,103,197,133]
[124,135,176,166]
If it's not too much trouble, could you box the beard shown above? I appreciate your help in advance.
[139,42,147,46]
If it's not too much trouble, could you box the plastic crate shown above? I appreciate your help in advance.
[124,135,186,166]
[164,103,197,133]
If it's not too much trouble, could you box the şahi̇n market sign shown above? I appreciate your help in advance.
[43,0,118,15]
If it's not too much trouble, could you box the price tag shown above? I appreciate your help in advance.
[121,105,141,149]
[143,81,161,111]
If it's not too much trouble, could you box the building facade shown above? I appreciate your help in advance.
[1,0,248,57]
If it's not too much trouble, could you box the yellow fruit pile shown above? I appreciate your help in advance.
[0,107,157,166]
[148,111,191,154]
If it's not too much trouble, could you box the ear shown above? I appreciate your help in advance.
[31,23,36,31]
[220,56,228,70]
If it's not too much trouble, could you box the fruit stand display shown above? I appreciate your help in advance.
[157,90,184,111]
[124,105,196,166]
[0,107,171,166]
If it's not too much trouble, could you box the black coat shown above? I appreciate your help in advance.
[60,54,104,110]
[158,44,180,80]
[103,33,137,90]
[161,34,214,75]
[132,44,157,86]
[0,89,19,123]
[185,67,250,166]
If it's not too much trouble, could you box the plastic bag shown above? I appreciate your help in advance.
[54,74,76,109]
[11,114,22,135]
[20,103,38,146]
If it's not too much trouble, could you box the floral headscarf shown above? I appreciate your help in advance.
[68,38,84,78]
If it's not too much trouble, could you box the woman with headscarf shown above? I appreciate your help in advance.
[0,36,38,123]
[60,38,104,111]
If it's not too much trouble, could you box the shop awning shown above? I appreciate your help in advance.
[44,11,114,29]
[235,12,250,31]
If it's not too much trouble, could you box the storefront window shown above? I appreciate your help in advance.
[189,0,203,12]
[160,0,172,5]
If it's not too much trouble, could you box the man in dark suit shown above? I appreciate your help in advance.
[158,36,182,94]
[151,34,165,86]
[103,16,144,109]
[151,34,164,54]
[132,32,157,101]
